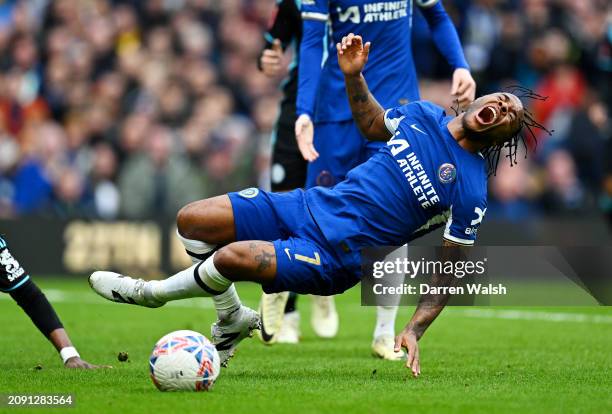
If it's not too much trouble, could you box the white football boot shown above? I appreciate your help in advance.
[371,334,406,361]
[276,311,300,344]
[211,306,261,367]
[256,292,290,344]
[89,271,164,308]
[311,295,338,338]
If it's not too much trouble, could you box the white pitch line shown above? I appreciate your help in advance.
[453,308,612,324]
[0,288,214,309]
[2,290,611,323]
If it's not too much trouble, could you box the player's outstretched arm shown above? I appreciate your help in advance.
[394,240,469,377]
[419,2,475,108]
[49,328,111,369]
[8,276,109,369]
[337,34,390,141]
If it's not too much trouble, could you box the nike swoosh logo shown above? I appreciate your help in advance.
[259,314,275,343]
[410,124,427,135]
[284,248,292,260]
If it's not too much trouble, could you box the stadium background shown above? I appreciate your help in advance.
[0,0,610,274]
[0,4,609,412]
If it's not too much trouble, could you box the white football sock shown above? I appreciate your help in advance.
[177,230,216,263]
[198,253,232,293]
[150,263,209,302]
[150,253,240,321]
[373,306,398,339]
[199,253,241,321]
[150,253,232,302]
[373,244,405,339]
[212,284,242,321]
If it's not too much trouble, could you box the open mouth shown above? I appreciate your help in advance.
[476,106,498,125]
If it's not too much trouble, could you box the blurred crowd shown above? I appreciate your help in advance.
[0,0,610,223]
[0,0,278,219]
[414,0,611,222]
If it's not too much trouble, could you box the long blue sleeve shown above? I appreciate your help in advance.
[420,2,470,70]
[296,19,327,118]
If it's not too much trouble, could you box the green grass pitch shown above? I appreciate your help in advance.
[0,278,610,413]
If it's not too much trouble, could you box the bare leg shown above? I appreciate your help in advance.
[213,241,277,285]
[176,195,236,244]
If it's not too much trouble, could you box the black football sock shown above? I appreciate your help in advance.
[284,292,298,313]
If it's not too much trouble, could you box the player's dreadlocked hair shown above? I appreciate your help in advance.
[452,86,553,176]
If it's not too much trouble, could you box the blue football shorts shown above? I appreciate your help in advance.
[227,188,360,295]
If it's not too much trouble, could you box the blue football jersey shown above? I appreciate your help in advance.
[304,101,488,262]
[299,0,468,123]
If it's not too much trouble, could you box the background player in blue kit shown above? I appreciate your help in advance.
[258,0,354,346]
[257,0,401,353]
[295,0,475,169]
[89,34,549,376]
[292,0,476,358]
[257,0,312,345]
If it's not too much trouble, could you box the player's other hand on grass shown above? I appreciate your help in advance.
[451,68,476,110]
[337,33,371,77]
[295,114,319,162]
[394,329,420,377]
[260,39,284,77]
[65,356,112,369]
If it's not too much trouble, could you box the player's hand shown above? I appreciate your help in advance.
[260,39,284,77]
[337,33,371,77]
[64,356,112,369]
[395,329,420,377]
[451,68,476,110]
[295,114,319,162]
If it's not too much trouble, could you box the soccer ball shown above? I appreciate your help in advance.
[149,330,221,391]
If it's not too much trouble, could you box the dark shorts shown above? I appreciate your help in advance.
[305,120,384,189]
[270,110,307,192]
[0,237,30,293]
[228,188,360,295]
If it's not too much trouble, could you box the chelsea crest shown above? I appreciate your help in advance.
[438,163,456,184]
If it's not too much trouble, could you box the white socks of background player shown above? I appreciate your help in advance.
[373,306,398,339]
[373,244,405,339]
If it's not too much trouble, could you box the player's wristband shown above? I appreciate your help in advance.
[60,347,80,364]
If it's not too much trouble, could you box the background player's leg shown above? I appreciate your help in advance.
[274,292,300,343]
[304,120,363,339]
[370,244,406,361]
[264,120,307,344]
[358,131,405,360]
